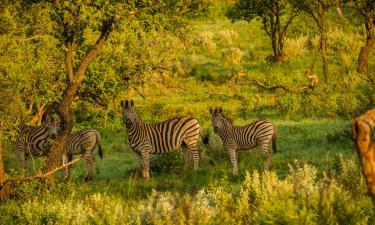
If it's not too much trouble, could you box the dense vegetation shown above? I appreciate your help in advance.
[1,0,374,224]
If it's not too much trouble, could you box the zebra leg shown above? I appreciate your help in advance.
[259,141,272,171]
[228,148,238,175]
[182,145,191,172]
[140,149,151,180]
[185,139,199,170]
[17,146,27,176]
[83,153,94,181]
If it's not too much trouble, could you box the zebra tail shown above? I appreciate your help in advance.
[272,132,278,153]
[96,131,103,158]
[98,142,103,158]
[200,129,209,145]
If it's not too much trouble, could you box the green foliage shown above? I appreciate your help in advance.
[0,1,64,129]
[150,151,184,175]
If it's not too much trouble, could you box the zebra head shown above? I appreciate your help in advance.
[45,117,60,139]
[210,107,224,133]
[121,99,137,128]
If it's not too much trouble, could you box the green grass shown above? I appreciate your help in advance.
[2,119,357,198]
[2,9,375,225]
[2,119,373,224]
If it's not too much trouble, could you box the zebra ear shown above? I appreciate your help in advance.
[209,107,213,114]
[218,107,223,113]
[130,100,134,107]
[120,100,124,108]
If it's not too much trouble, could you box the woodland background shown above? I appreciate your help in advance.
[0,0,374,224]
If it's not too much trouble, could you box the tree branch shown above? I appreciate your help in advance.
[236,80,294,92]
[75,18,115,85]
[133,86,146,100]
[282,12,298,35]
[7,157,82,182]
[66,41,75,82]
[0,157,82,198]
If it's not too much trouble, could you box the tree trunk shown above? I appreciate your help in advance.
[358,11,374,73]
[43,20,114,174]
[270,13,278,61]
[317,3,328,83]
[0,138,5,182]
[43,83,76,172]
[275,1,284,63]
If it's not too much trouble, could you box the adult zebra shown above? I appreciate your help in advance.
[13,117,59,175]
[209,107,277,175]
[63,129,103,181]
[121,100,207,180]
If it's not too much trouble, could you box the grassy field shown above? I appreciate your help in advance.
[1,11,375,225]
[2,119,374,224]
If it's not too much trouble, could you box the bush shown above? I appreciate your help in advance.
[150,150,185,175]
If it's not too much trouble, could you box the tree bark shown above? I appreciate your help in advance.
[0,139,4,182]
[358,10,374,73]
[44,19,114,174]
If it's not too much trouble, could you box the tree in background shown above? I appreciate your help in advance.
[228,0,298,63]
[344,0,374,73]
[5,0,209,174]
[291,0,339,83]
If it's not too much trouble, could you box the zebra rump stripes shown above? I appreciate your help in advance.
[209,107,277,175]
[121,99,204,180]
[63,128,103,181]
[13,117,59,175]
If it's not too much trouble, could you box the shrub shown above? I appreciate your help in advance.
[149,150,184,175]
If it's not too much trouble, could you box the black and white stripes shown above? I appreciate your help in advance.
[63,128,103,181]
[121,100,203,180]
[210,107,277,175]
[13,118,59,175]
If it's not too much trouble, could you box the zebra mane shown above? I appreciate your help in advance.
[222,114,234,125]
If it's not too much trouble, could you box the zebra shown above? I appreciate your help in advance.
[62,128,103,181]
[209,107,277,175]
[13,117,59,175]
[121,99,207,180]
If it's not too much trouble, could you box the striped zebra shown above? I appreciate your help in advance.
[13,117,59,175]
[63,129,103,181]
[121,100,207,180]
[209,107,277,175]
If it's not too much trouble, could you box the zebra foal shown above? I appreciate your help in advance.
[209,107,277,175]
[13,117,59,175]
[121,100,206,180]
[63,128,103,181]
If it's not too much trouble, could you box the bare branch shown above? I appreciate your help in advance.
[236,80,294,92]
[9,157,82,182]
[66,42,75,82]
[133,86,146,101]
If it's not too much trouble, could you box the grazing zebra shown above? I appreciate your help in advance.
[121,99,207,180]
[13,117,59,175]
[63,129,103,181]
[209,107,277,175]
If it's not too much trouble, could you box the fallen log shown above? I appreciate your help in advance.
[0,157,82,199]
